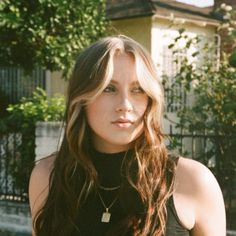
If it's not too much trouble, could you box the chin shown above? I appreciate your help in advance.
[111,134,141,147]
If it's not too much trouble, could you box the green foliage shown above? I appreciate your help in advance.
[229,49,236,67]
[0,87,10,118]
[164,5,236,204]
[216,3,236,67]
[169,54,236,135]
[0,0,107,78]
[6,87,65,126]
[0,88,65,194]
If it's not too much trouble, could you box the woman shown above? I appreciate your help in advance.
[29,35,226,236]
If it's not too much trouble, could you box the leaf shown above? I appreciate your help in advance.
[229,50,236,67]
[0,0,108,79]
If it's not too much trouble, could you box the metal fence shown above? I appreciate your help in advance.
[0,67,46,104]
[0,129,235,228]
[167,127,236,229]
[0,132,28,202]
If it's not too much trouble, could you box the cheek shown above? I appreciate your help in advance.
[86,104,99,125]
[135,97,148,116]
[85,100,107,127]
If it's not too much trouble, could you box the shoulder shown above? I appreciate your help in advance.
[29,154,56,219]
[29,154,56,191]
[175,157,224,205]
[176,157,215,188]
[174,157,226,235]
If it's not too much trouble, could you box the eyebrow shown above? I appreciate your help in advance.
[109,79,140,86]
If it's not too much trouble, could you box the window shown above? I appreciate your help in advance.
[162,45,186,113]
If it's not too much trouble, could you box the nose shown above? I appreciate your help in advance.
[115,94,133,112]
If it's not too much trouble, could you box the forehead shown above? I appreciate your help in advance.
[110,52,138,82]
[113,51,135,65]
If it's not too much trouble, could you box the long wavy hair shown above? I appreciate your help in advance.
[34,35,176,236]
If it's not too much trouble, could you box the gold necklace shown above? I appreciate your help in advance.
[99,184,121,191]
[96,150,128,222]
[98,191,119,223]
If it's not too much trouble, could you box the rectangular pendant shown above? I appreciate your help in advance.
[101,212,111,223]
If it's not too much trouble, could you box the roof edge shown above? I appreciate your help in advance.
[152,14,220,27]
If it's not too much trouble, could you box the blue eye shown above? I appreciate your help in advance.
[103,85,116,93]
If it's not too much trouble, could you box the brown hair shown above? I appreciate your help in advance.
[34,35,176,236]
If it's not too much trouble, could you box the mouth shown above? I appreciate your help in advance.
[111,119,134,128]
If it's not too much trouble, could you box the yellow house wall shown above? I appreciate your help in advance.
[48,17,152,97]
[111,17,152,52]
[48,16,217,101]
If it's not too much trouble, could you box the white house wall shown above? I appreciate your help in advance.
[151,17,217,134]
[150,18,219,159]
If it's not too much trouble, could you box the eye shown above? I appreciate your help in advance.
[132,86,145,93]
[103,84,116,93]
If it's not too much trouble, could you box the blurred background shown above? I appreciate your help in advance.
[0,0,235,235]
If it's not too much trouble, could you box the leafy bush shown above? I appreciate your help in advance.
[6,87,65,126]
[0,88,65,196]
[163,4,236,227]
[0,0,107,78]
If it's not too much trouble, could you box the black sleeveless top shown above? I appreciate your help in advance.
[76,149,190,236]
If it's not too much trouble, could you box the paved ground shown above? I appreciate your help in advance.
[0,201,31,236]
[0,230,30,236]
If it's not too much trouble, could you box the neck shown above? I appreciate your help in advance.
[92,140,134,154]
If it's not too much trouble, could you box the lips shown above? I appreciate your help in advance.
[111,118,134,128]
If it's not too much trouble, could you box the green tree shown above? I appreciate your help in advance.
[0,88,65,197]
[0,0,107,78]
[216,3,236,67]
[164,4,236,226]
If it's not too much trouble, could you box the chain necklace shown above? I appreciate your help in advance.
[98,191,119,223]
[99,184,121,191]
[96,150,128,223]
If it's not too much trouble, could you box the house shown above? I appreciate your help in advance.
[42,1,222,94]
[106,0,220,53]
[214,0,236,55]
[106,0,222,132]
[0,0,224,117]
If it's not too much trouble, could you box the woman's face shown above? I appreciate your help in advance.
[86,52,148,153]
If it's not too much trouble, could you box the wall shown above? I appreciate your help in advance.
[111,16,152,52]
[151,17,217,76]
[0,201,31,236]
[151,17,218,133]
[46,17,152,97]
[35,122,63,161]
[46,71,68,98]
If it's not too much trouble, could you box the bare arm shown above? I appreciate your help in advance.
[28,156,55,236]
[175,158,226,236]
[190,160,226,235]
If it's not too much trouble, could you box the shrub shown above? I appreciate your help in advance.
[0,88,65,196]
